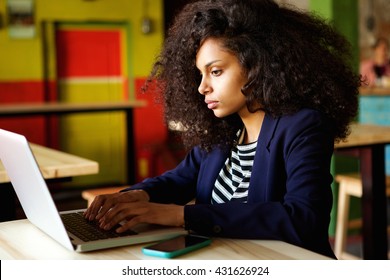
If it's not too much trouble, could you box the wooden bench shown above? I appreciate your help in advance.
[334,173,390,259]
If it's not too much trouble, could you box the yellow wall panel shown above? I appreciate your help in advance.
[0,36,43,80]
[58,81,124,102]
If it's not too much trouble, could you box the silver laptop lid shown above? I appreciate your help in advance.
[0,129,74,251]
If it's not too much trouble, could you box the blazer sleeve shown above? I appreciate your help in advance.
[126,147,205,205]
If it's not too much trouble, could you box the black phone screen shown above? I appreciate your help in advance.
[147,235,210,253]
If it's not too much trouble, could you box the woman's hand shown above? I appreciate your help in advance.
[97,202,185,233]
[83,190,150,221]
[83,190,185,233]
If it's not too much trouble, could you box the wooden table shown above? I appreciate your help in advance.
[0,144,99,221]
[334,123,390,260]
[0,101,146,184]
[0,219,330,260]
[0,143,99,183]
[359,86,390,96]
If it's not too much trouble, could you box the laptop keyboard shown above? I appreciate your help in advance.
[61,212,137,242]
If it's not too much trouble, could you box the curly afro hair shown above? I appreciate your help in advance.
[145,0,361,151]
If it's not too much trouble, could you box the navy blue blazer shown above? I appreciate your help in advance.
[129,109,336,258]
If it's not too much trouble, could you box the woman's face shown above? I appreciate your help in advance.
[196,38,248,118]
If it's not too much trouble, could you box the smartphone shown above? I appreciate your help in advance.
[142,234,212,258]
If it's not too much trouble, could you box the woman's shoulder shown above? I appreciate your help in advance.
[274,109,333,137]
[279,108,326,124]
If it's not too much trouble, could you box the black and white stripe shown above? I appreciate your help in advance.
[211,140,257,204]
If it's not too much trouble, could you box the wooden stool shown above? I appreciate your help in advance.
[334,173,390,259]
[81,186,127,206]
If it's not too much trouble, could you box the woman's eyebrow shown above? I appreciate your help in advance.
[197,59,222,70]
[205,60,222,68]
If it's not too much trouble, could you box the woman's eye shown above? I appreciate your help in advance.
[211,69,222,76]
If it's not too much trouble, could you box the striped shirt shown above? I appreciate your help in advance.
[211,130,257,204]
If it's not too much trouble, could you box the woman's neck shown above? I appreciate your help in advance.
[240,110,265,144]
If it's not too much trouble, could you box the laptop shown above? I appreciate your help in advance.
[0,128,186,252]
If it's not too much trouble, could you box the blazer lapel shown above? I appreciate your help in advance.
[196,147,230,203]
[247,114,280,202]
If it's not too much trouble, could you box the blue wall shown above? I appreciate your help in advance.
[359,96,390,175]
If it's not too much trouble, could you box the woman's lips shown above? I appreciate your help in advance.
[205,100,218,109]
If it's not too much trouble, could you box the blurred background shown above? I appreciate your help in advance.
[0,0,390,258]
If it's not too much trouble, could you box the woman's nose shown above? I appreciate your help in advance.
[198,77,211,95]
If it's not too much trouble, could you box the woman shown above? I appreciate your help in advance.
[84,0,361,258]
[360,37,390,87]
